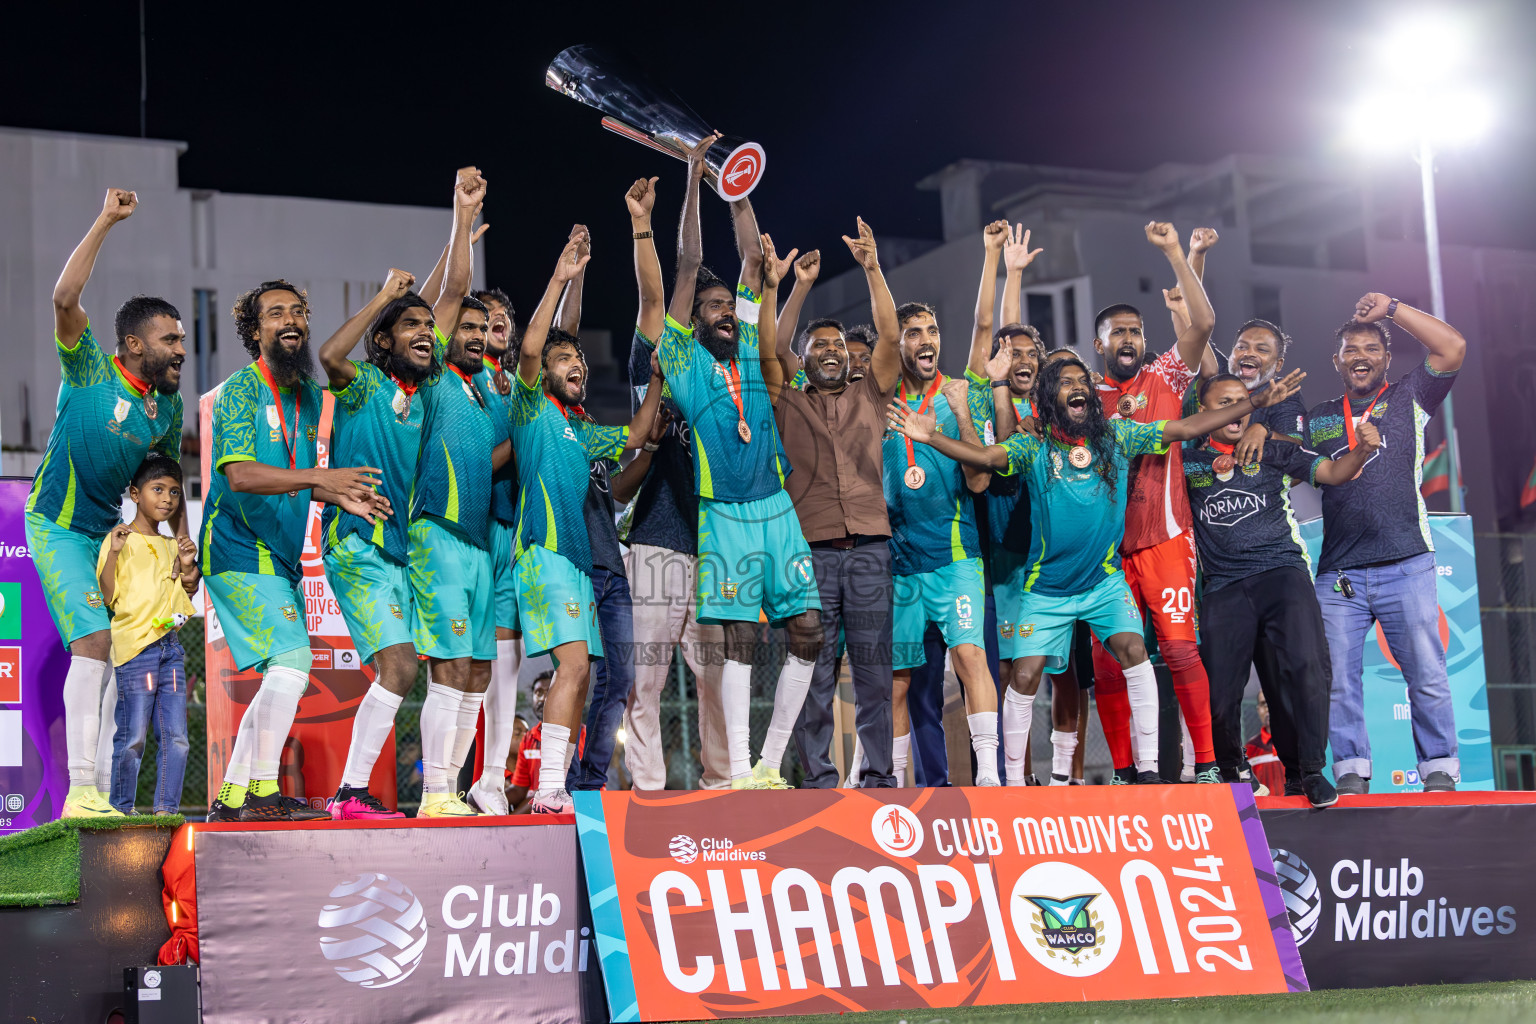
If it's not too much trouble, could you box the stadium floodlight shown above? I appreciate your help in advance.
[1344,13,1492,513]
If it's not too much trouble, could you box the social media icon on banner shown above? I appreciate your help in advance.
[1391,770,1406,786]
[336,649,358,670]
[1406,770,1420,785]
[5,793,22,812]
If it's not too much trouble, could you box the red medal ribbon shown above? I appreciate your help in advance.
[723,359,748,433]
[900,377,942,471]
[546,392,587,421]
[391,373,419,397]
[112,356,150,397]
[1341,383,1388,450]
[1208,439,1236,455]
[253,357,299,471]
[449,363,485,408]
[1047,426,1087,449]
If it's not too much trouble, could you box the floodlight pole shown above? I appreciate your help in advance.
[1418,134,1463,513]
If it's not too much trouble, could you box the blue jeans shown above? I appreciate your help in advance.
[109,633,190,814]
[568,568,635,791]
[1314,552,1459,781]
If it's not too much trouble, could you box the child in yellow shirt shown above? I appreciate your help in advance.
[97,455,199,814]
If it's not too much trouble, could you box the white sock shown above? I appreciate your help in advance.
[1125,659,1160,773]
[1002,688,1034,784]
[538,723,571,794]
[420,682,462,795]
[761,654,814,771]
[722,660,753,779]
[969,712,1000,785]
[451,690,485,774]
[63,656,111,788]
[94,669,118,794]
[844,733,865,788]
[893,732,910,789]
[477,639,522,787]
[340,683,404,789]
[249,665,308,783]
[1050,729,1076,783]
[1179,710,1195,775]
[224,710,256,789]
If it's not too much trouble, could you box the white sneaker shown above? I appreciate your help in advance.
[466,779,510,816]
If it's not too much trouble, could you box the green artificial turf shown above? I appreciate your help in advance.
[739,981,1536,1024]
[0,814,183,906]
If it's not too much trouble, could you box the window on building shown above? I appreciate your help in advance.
[1251,284,1282,326]
[194,289,218,394]
[1027,293,1056,349]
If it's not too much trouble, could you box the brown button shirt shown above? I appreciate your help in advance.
[775,374,894,542]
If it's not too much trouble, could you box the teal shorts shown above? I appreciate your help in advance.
[489,519,522,632]
[323,533,414,667]
[893,557,986,670]
[25,511,110,647]
[515,544,602,660]
[205,571,310,672]
[991,547,1032,661]
[409,516,495,661]
[696,490,820,626]
[1016,572,1144,672]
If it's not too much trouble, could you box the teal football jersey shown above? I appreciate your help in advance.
[201,363,324,583]
[410,326,495,548]
[477,358,520,525]
[656,286,790,502]
[322,360,424,564]
[1002,419,1168,595]
[29,324,183,536]
[882,375,982,576]
[509,370,626,576]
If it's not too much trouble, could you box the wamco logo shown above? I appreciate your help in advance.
[318,873,429,988]
[1009,861,1122,977]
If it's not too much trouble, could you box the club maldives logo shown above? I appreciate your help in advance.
[870,803,924,857]
[318,873,429,988]
[1270,848,1322,946]
[1009,862,1121,977]
[669,835,699,865]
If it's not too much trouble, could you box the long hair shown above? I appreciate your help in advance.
[363,291,442,382]
[1033,354,1118,497]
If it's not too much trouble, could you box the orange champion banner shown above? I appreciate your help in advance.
[198,388,396,811]
[573,786,1305,1020]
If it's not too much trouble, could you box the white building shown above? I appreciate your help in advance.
[0,126,484,482]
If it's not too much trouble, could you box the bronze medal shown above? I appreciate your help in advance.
[1068,445,1092,469]
[1212,454,1236,474]
[143,393,158,420]
[495,370,511,395]
[737,419,752,443]
[904,465,926,489]
[1116,394,1136,417]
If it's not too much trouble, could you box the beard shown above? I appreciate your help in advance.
[141,348,183,394]
[263,335,315,384]
[548,373,586,408]
[385,346,432,385]
[805,357,849,391]
[698,319,739,363]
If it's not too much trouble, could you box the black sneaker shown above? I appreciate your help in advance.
[1136,771,1166,785]
[207,799,242,822]
[1301,772,1338,808]
[1335,772,1369,795]
[240,792,330,822]
[1111,767,1137,786]
[1193,762,1222,784]
[1422,771,1457,793]
[1024,774,1042,787]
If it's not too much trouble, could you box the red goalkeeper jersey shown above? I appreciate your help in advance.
[1096,347,1197,554]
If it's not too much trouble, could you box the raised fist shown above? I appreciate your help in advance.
[102,188,138,222]
[383,268,415,300]
[1353,292,1394,324]
[455,167,486,209]
[626,176,659,218]
[1189,227,1220,254]
[1145,221,1180,251]
[794,250,821,286]
[983,219,1009,253]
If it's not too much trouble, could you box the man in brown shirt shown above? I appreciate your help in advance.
[762,219,902,787]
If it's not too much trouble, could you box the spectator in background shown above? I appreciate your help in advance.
[1245,692,1282,798]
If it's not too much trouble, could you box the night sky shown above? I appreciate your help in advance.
[8,0,1536,342]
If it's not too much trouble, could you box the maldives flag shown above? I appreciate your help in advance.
[1523,455,1536,509]
[1421,440,1449,497]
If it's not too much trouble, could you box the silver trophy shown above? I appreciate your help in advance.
[545,44,765,201]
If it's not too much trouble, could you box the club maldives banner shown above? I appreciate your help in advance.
[574,786,1305,1021]
[198,389,395,811]
[1297,513,1492,791]
[194,819,591,1023]
[1261,794,1536,989]
[0,478,71,834]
